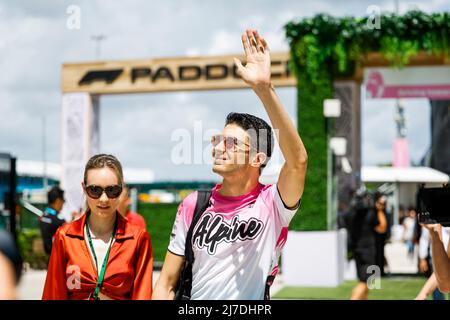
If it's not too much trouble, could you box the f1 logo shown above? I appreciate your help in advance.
[78,69,123,85]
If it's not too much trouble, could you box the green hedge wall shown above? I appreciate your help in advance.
[17,229,48,269]
[288,75,331,231]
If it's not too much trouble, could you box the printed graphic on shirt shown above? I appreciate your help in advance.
[192,212,264,255]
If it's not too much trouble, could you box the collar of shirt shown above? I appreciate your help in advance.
[44,207,58,216]
[66,210,134,241]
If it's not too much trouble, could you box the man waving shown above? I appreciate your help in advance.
[153,29,308,300]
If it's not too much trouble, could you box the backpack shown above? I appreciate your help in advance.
[175,190,211,300]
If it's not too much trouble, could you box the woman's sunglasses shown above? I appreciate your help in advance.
[85,185,123,199]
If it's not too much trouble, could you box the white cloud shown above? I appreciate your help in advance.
[263,30,289,52]
[207,29,241,55]
[380,0,450,13]
[185,47,200,56]
[238,14,266,30]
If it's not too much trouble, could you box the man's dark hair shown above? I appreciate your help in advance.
[225,112,274,171]
[47,186,64,205]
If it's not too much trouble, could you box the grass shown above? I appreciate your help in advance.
[273,277,429,300]
[139,202,179,263]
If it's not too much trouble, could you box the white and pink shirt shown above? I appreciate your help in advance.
[168,183,299,300]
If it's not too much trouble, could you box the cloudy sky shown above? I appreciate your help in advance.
[1,0,448,181]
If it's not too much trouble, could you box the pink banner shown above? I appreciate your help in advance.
[366,70,450,100]
[393,138,409,168]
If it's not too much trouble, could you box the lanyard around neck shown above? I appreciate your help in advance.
[85,213,117,299]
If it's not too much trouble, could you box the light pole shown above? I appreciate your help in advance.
[130,188,138,213]
[323,99,341,230]
[329,137,347,229]
[91,34,106,60]
[42,116,48,190]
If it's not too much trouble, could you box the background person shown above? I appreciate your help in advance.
[117,186,146,230]
[374,194,388,276]
[39,186,66,255]
[403,208,417,260]
[416,226,450,299]
[347,190,385,300]
[420,224,450,294]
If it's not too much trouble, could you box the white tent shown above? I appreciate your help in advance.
[361,166,449,184]
[362,166,449,225]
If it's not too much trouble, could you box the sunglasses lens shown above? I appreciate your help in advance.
[224,137,236,150]
[211,135,245,151]
[86,185,103,199]
[105,185,122,199]
[211,135,221,147]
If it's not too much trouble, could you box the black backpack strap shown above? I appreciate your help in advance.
[175,190,211,300]
[185,190,211,265]
[264,275,275,300]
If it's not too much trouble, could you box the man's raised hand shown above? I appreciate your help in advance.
[234,29,271,89]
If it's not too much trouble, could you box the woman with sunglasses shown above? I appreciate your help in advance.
[42,154,153,300]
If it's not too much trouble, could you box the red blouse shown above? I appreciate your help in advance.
[42,212,153,300]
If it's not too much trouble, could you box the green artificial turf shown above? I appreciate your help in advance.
[273,277,429,300]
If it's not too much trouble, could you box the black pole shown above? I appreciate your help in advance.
[8,157,17,242]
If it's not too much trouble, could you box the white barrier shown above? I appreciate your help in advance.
[282,229,348,287]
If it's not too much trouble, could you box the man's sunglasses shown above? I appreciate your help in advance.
[211,134,250,151]
[85,185,123,199]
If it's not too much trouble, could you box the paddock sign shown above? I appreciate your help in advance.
[62,52,295,94]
